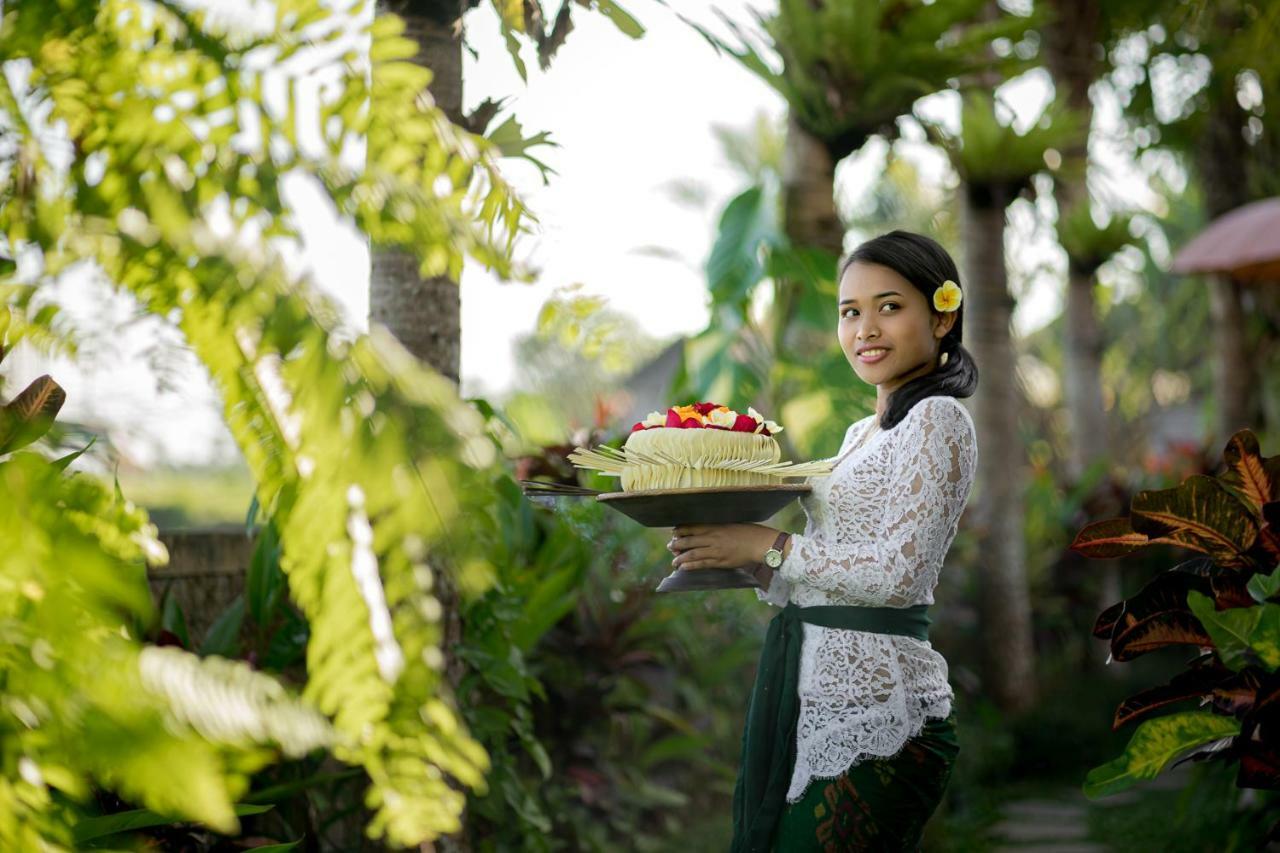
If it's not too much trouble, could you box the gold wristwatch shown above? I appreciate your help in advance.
[762,531,790,569]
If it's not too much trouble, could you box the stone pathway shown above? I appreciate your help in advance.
[986,763,1189,851]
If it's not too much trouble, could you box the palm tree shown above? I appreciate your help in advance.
[920,88,1086,712]
[368,3,644,846]
[1041,0,1126,484]
[1106,0,1280,443]
[685,1,1056,710]
[682,0,1036,318]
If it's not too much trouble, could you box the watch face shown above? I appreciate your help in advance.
[764,549,783,568]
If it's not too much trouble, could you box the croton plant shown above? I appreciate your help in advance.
[1072,429,1280,835]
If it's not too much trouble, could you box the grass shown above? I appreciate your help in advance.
[117,461,255,528]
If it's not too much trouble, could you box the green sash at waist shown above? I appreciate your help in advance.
[729,601,932,852]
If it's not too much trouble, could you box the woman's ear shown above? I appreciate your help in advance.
[934,310,958,340]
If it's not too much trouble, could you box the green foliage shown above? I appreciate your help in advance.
[0,441,331,847]
[1073,429,1280,810]
[0,0,542,846]
[665,141,873,460]
[918,87,1087,193]
[1088,759,1279,853]
[490,0,646,81]
[1057,203,1135,278]
[1105,0,1280,200]
[454,431,764,850]
[1083,711,1241,798]
[678,0,1040,156]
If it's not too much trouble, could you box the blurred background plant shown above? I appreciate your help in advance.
[6,0,1280,850]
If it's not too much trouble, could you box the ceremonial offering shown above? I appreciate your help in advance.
[568,402,834,490]
[566,402,835,592]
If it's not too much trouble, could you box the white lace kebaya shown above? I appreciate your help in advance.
[755,394,978,803]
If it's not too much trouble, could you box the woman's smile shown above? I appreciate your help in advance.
[858,347,891,364]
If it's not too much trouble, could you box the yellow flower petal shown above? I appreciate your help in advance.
[933,280,963,312]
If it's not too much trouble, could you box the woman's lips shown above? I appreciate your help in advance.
[857,347,890,364]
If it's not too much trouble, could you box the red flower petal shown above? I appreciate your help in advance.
[665,409,683,428]
[732,414,758,433]
[631,421,646,432]
[680,417,701,429]
[693,402,720,415]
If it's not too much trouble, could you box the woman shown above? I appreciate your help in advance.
[668,231,979,852]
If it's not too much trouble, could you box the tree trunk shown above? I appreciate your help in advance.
[781,113,843,257]
[1195,62,1262,445]
[1060,263,1109,480]
[372,2,465,381]
[772,112,846,432]
[372,4,471,851]
[961,185,1038,714]
[1041,0,1122,677]
[1209,273,1254,441]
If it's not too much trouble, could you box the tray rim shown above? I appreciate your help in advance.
[596,483,812,501]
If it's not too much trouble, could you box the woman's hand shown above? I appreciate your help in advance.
[667,523,778,571]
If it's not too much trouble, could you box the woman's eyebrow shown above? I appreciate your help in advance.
[839,290,901,306]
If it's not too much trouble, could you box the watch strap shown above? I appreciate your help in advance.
[770,530,791,555]
[758,531,791,575]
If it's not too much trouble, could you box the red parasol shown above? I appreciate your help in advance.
[1170,196,1280,281]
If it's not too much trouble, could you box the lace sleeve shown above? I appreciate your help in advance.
[754,570,792,607]
[776,397,975,605]
[754,422,859,608]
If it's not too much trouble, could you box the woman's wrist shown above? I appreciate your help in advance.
[752,528,791,587]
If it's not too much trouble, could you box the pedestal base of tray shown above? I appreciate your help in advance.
[594,484,810,593]
[655,566,762,593]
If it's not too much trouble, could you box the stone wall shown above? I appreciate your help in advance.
[150,525,255,641]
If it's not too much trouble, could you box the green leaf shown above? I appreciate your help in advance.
[199,593,246,658]
[1082,711,1240,798]
[1249,607,1280,670]
[244,841,300,851]
[489,0,524,31]
[51,434,97,471]
[73,803,272,843]
[595,0,646,38]
[1248,565,1280,604]
[246,521,283,626]
[160,588,192,650]
[639,734,709,769]
[704,186,775,309]
[1186,590,1264,671]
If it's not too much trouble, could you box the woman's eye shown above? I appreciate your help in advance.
[841,303,898,319]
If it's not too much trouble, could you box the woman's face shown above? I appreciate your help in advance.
[837,260,955,394]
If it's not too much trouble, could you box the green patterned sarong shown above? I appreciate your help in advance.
[731,602,956,852]
[772,710,959,851]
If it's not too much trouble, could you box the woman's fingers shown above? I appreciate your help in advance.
[673,545,718,569]
[669,533,708,553]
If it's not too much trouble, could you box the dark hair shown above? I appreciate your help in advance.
[840,229,978,430]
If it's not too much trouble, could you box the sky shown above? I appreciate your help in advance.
[5,0,1157,467]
